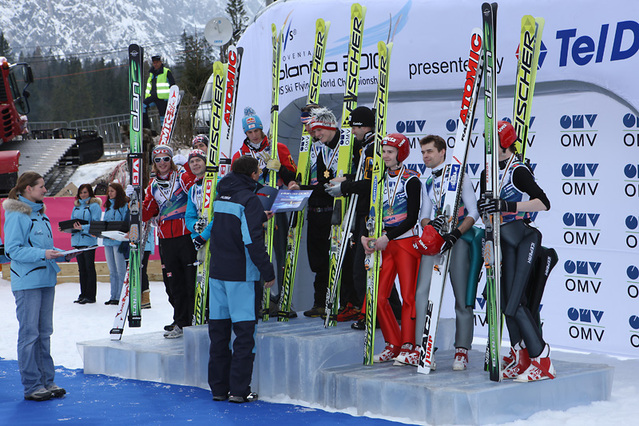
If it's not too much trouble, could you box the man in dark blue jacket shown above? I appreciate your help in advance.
[207,155,275,403]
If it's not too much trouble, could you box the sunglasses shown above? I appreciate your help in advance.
[154,156,171,163]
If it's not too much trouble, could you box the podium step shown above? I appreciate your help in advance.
[78,316,613,424]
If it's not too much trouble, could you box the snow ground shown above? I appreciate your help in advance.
[0,276,638,425]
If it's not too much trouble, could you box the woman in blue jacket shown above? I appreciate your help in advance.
[102,183,129,305]
[70,183,102,304]
[3,172,69,401]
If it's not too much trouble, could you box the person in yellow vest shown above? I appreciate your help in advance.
[143,55,176,129]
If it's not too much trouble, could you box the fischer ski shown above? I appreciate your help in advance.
[324,3,366,328]
[513,15,544,160]
[364,40,392,365]
[417,28,484,374]
[278,17,329,321]
[481,1,502,382]
[127,43,144,328]
[193,60,226,326]
[158,85,182,146]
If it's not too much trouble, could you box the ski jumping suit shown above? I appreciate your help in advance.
[486,155,551,359]
[232,136,297,300]
[377,166,421,348]
[143,166,196,329]
[207,171,275,400]
[415,164,479,349]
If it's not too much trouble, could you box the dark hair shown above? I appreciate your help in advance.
[76,183,95,200]
[8,171,43,200]
[419,135,446,152]
[301,103,320,113]
[106,183,128,210]
[232,155,259,176]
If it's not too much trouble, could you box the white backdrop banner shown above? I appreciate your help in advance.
[234,0,639,357]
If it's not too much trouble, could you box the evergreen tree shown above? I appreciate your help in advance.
[0,32,14,62]
[226,0,249,46]
[175,30,216,101]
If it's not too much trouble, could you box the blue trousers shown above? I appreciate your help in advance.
[104,245,127,300]
[13,286,56,396]
[208,278,256,398]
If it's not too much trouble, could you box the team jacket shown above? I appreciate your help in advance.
[232,136,297,187]
[208,172,275,283]
[102,202,129,247]
[142,168,196,239]
[70,197,102,247]
[185,178,212,241]
[2,197,65,291]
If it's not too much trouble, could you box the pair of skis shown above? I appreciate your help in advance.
[417,28,484,374]
[363,40,392,365]
[193,46,243,326]
[324,4,367,328]
[111,44,184,339]
[262,16,290,321]
[277,17,330,321]
[482,3,545,382]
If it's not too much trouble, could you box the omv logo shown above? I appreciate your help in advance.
[564,260,601,276]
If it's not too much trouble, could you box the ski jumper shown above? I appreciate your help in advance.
[415,164,479,349]
[377,166,421,347]
[207,171,275,400]
[482,155,551,359]
[143,167,196,329]
[300,130,343,308]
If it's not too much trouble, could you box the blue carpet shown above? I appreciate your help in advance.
[0,359,403,425]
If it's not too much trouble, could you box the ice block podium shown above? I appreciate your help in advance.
[78,316,613,425]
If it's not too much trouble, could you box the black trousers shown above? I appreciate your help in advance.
[159,235,196,328]
[76,248,97,302]
[306,209,332,307]
[208,319,255,398]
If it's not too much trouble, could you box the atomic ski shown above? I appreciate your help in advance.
[513,15,544,160]
[193,61,226,326]
[127,43,144,328]
[481,1,502,382]
[220,46,243,178]
[364,40,392,365]
[417,28,484,374]
[278,17,329,321]
[324,3,366,328]
[158,85,182,146]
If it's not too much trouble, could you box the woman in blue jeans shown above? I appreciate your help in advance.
[102,183,129,305]
[70,183,102,304]
[3,172,70,401]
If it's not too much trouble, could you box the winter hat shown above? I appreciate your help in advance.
[151,55,162,62]
[300,103,320,124]
[309,107,338,132]
[242,107,263,133]
[349,106,375,128]
[191,134,209,147]
[152,145,173,159]
[188,149,206,163]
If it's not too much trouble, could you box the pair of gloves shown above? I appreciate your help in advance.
[430,215,461,254]
[257,151,281,172]
[192,217,209,251]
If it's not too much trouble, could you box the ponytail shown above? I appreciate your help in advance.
[8,171,43,200]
